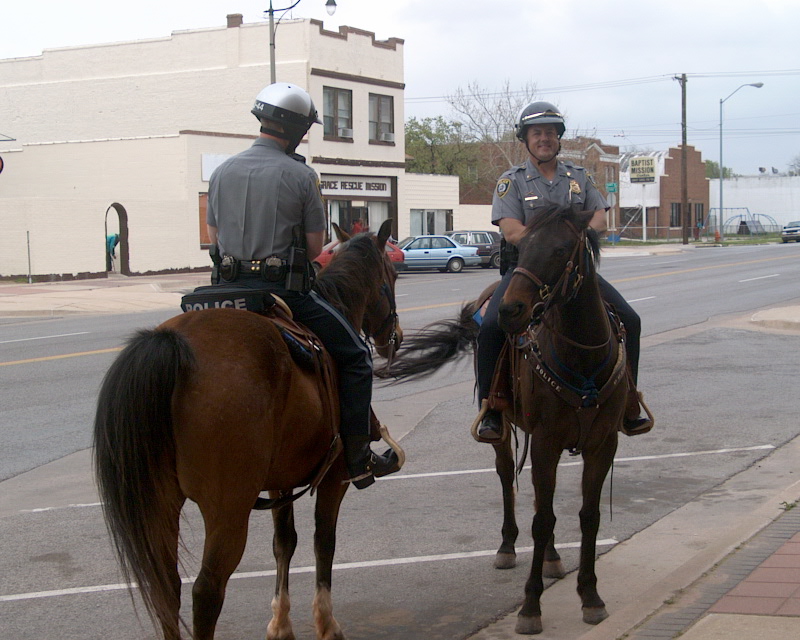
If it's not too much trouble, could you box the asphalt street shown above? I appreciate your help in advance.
[1,242,799,639]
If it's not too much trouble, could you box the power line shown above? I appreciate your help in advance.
[405,68,800,106]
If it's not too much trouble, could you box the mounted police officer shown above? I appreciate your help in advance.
[476,101,652,440]
[206,82,399,488]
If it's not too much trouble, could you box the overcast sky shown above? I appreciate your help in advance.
[1,0,798,175]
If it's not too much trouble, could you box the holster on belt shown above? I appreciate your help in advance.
[220,255,239,282]
[499,239,519,276]
[488,340,512,413]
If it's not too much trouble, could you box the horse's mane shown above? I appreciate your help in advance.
[525,205,601,265]
[313,232,384,317]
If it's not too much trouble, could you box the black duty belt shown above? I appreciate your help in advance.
[221,255,286,283]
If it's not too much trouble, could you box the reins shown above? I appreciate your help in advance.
[363,255,400,365]
[509,218,626,455]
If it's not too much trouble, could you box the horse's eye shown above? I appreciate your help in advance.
[553,247,567,258]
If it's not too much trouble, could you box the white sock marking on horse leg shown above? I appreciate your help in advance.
[266,591,293,640]
[313,586,342,640]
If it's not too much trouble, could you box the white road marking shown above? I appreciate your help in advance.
[627,296,655,303]
[380,444,775,481]
[20,446,776,512]
[738,273,780,283]
[0,540,618,603]
[0,332,89,345]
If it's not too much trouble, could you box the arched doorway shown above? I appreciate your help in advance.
[104,203,130,276]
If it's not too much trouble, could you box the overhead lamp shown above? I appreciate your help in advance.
[326,0,337,16]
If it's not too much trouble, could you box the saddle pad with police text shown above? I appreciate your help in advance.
[181,285,273,314]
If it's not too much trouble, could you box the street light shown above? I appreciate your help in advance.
[266,1,337,83]
[718,82,763,242]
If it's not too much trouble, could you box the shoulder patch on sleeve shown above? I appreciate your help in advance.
[496,178,512,198]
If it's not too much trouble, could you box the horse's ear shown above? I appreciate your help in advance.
[333,222,350,242]
[377,219,393,250]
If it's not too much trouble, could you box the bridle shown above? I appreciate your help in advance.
[511,219,611,353]
[363,250,400,362]
[507,219,625,456]
[511,219,587,325]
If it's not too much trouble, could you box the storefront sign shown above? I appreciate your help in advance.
[630,157,656,183]
[320,175,392,198]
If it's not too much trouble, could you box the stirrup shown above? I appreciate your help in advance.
[620,391,655,436]
[471,399,509,444]
[342,424,406,487]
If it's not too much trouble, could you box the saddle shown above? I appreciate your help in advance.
[474,295,652,450]
[180,284,401,506]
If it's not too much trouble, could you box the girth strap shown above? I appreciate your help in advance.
[253,435,343,510]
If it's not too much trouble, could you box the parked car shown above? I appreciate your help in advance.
[781,221,800,243]
[313,239,407,273]
[396,235,481,273]
[445,230,502,268]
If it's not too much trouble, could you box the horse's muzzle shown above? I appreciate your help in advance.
[498,301,528,335]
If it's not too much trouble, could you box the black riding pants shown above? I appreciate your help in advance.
[476,271,641,403]
[229,276,373,438]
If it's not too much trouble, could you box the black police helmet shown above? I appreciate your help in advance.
[515,101,566,141]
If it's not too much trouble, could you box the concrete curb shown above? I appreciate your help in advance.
[469,435,800,640]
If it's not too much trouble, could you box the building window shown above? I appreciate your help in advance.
[323,87,353,140]
[670,203,681,227]
[369,94,394,143]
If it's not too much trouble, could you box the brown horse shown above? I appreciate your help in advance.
[383,206,626,634]
[94,219,402,640]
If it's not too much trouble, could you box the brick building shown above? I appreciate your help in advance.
[619,145,709,240]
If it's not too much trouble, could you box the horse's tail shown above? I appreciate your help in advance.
[379,302,479,381]
[93,327,195,636]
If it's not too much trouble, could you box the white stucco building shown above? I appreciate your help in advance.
[0,14,464,278]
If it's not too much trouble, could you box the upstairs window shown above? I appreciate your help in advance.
[369,93,394,143]
[323,86,353,140]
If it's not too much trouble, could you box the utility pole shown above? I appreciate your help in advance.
[677,73,689,245]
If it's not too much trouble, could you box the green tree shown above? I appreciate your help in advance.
[788,153,800,176]
[405,116,477,176]
[705,160,733,179]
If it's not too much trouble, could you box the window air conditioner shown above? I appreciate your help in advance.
[338,128,353,138]
[379,132,395,143]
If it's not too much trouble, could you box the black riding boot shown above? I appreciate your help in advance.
[343,435,401,489]
[478,409,503,440]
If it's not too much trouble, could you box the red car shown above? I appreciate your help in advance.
[313,239,407,273]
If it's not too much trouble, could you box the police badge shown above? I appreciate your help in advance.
[569,179,581,194]
[496,178,511,198]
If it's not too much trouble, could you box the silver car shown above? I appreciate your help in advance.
[781,221,800,243]
[398,235,481,273]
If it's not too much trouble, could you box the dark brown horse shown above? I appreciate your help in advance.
[384,206,626,634]
[94,219,402,640]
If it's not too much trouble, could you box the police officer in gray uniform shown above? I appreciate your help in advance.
[476,101,652,439]
[206,82,399,489]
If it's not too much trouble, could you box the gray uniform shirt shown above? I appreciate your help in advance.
[491,157,608,227]
[206,137,326,260]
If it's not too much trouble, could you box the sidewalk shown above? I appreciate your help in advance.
[2,262,800,639]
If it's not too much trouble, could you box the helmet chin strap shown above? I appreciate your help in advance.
[260,125,291,141]
[526,139,562,167]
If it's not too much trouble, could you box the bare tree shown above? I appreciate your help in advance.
[446,80,538,202]
[448,80,539,161]
[789,153,800,176]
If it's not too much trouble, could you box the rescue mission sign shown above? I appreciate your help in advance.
[319,175,392,198]
[630,156,656,183]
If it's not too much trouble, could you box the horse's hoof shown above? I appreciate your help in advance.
[494,552,516,569]
[582,606,609,625]
[515,615,543,635]
[543,559,566,579]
